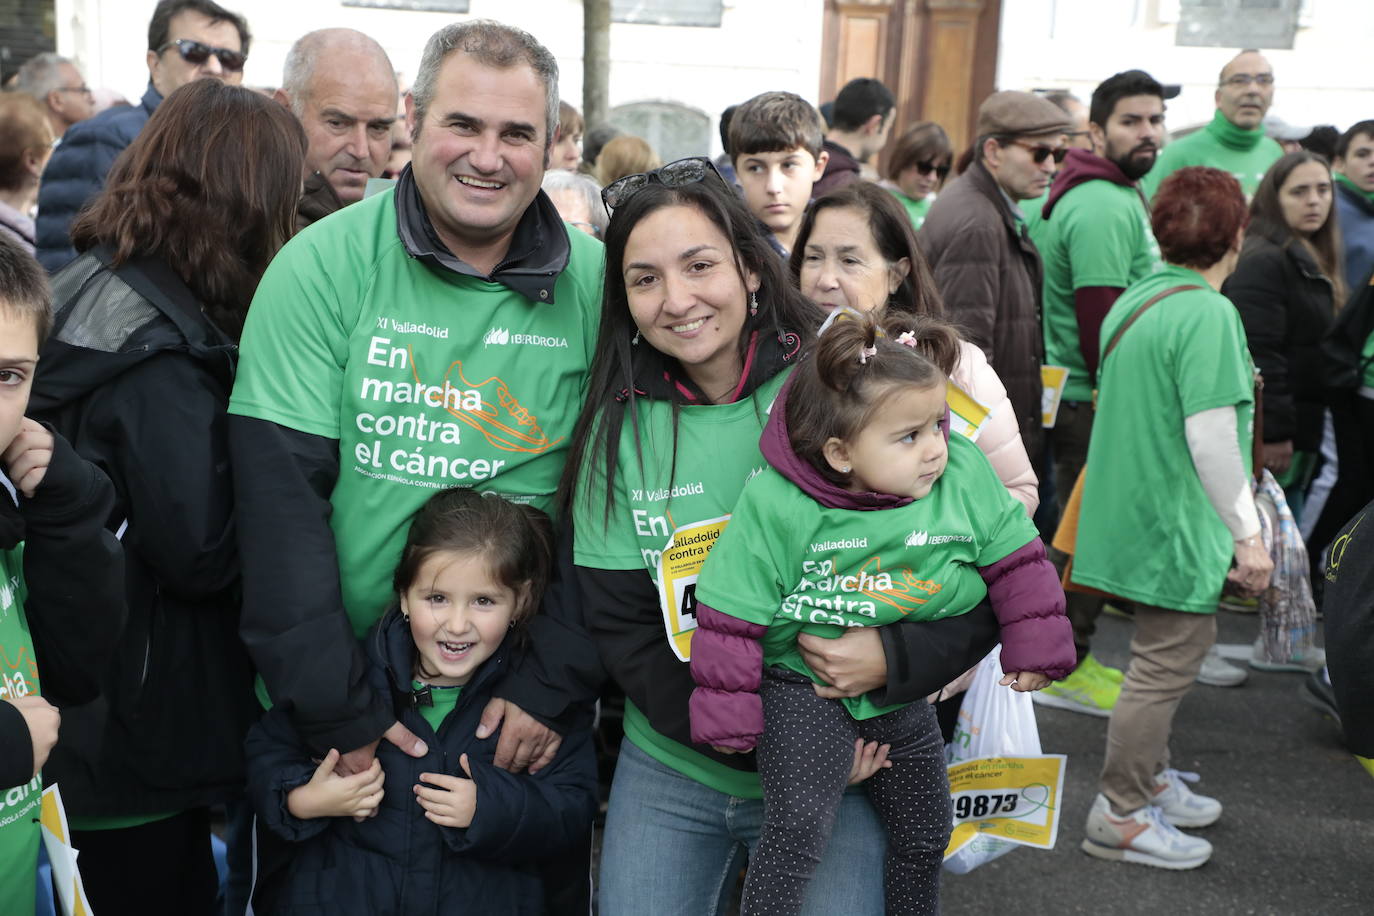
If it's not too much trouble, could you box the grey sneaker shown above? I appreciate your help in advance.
[1249,639,1327,673]
[1152,769,1221,828]
[1195,646,1248,687]
[1081,794,1213,870]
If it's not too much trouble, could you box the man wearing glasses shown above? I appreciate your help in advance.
[35,0,249,272]
[920,89,1071,467]
[13,53,95,142]
[1141,49,1282,202]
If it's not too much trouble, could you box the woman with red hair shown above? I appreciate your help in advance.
[1070,167,1272,871]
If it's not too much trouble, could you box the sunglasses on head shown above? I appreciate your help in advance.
[914,159,951,179]
[158,38,246,73]
[1005,139,1068,165]
[601,156,726,215]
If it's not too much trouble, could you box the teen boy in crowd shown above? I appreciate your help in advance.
[729,91,828,258]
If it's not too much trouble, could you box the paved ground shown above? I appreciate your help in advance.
[941,609,1373,916]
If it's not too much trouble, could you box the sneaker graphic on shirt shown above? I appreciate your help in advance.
[1081,794,1212,870]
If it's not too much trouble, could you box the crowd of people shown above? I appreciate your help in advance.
[0,1,1371,914]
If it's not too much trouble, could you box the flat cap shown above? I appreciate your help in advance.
[977,90,1073,139]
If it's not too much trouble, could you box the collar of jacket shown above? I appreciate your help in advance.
[370,606,508,715]
[140,83,163,117]
[966,159,1039,255]
[1042,148,1137,219]
[393,163,570,305]
[297,171,344,230]
[1336,172,1374,211]
[615,325,804,404]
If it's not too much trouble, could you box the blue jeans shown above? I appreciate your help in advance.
[598,738,886,915]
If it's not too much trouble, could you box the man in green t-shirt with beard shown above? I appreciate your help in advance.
[1141,49,1282,202]
[1027,70,1168,717]
[228,20,604,791]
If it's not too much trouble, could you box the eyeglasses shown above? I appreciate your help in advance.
[1005,139,1068,165]
[158,38,247,73]
[1221,73,1275,88]
[601,157,726,214]
[56,85,93,97]
[913,159,951,179]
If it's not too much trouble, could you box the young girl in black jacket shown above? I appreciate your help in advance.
[246,488,598,915]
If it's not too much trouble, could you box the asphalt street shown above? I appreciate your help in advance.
[941,608,1373,916]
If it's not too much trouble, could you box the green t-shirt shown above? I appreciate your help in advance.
[1073,264,1255,612]
[0,545,38,916]
[1030,178,1162,401]
[411,681,462,733]
[1362,330,1374,390]
[572,369,791,796]
[887,188,934,231]
[229,189,604,638]
[1141,110,1283,202]
[696,434,1037,720]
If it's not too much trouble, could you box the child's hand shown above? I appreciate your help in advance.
[847,739,892,785]
[2,418,53,499]
[414,753,478,828]
[999,671,1051,692]
[286,749,386,820]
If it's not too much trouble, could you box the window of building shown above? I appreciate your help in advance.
[610,102,711,164]
[1175,0,1301,48]
[611,0,723,29]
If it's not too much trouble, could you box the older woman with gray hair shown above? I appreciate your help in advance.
[542,167,607,238]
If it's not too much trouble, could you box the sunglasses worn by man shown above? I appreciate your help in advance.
[158,38,246,73]
[1004,139,1068,165]
[601,156,729,214]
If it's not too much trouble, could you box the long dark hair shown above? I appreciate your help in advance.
[559,178,823,522]
[1247,150,1347,308]
[71,80,306,340]
[789,180,948,318]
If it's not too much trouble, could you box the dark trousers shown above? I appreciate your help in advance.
[1049,401,1106,664]
[743,668,951,916]
[71,807,218,916]
[1309,392,1374,575]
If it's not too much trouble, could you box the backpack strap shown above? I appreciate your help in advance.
[1101,284,1205,362]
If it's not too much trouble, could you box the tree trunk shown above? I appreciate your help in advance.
[582,0,610,128]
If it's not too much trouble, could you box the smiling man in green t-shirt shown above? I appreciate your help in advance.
[1027,69,1167,717]
[228,21,603,785]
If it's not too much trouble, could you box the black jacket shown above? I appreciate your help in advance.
[0,432,125,789]
[230,168,592,756]
[27,248,256,814]
[246,609,598,916]
[1223,234,1336,450]
[1321,500,1374,757]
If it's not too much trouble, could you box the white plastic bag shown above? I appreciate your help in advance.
[942,648,1046,874]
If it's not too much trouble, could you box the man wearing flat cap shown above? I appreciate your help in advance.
[920,89,1071,463]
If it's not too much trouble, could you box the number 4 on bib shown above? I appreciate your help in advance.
[656,515,731,662]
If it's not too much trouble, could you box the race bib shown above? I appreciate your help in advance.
[656,515,731,662]
[1041,365,1070,428]
[946,381,992,442]
[944,754,1067,856]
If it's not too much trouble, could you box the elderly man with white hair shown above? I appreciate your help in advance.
[542,167,607,239]
[275,28,398,228]
[13,52,94,141]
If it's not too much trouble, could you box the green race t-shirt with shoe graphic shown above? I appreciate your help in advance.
[1073,265,1255,613]
[1141,110,1282,202]
[229,188,604,638]
[0,545,40,916]
[1030,179,1162,402]
[696,434,1038,720]
[572,368,791,798]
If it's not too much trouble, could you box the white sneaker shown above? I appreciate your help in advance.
[1249,638,1327,673]
[1196,645,1248,687]
[1081,794,1213,870]
[1153,769,1221,828]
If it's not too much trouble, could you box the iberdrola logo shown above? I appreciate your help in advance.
[483,327,511,347]
[905,530,929,547]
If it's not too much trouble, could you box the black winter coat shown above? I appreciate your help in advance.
[246,610,599,916]
[1223,234,1336,451]
[27,248,255,815]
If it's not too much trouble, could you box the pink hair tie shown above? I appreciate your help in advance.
[895,331,918,348]
[859,345,878,364]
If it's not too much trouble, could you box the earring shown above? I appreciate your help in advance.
[749,290,759,317]
[840,466,851,473]
[631,328,641,346]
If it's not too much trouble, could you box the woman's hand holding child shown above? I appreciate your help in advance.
[286,749,386,820]
[999,671,1050,692]
[415,753,479,828]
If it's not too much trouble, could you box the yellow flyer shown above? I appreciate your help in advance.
[656,515,731,662]
[40,784,94,916]
[946,382,992,442]
[1041,365,1070,428]
[944,754,1066,857]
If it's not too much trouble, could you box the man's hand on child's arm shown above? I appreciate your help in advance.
[337,720,428,778]
[286,749,386,820]
[415,753,478,828]
[2,418,53,499]
[478,698,561,774]
[1000,671,1051,692]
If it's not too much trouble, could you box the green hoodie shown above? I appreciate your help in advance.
[1141,109,1283,201]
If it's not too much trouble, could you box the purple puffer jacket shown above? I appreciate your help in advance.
[689,374,1073,750]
